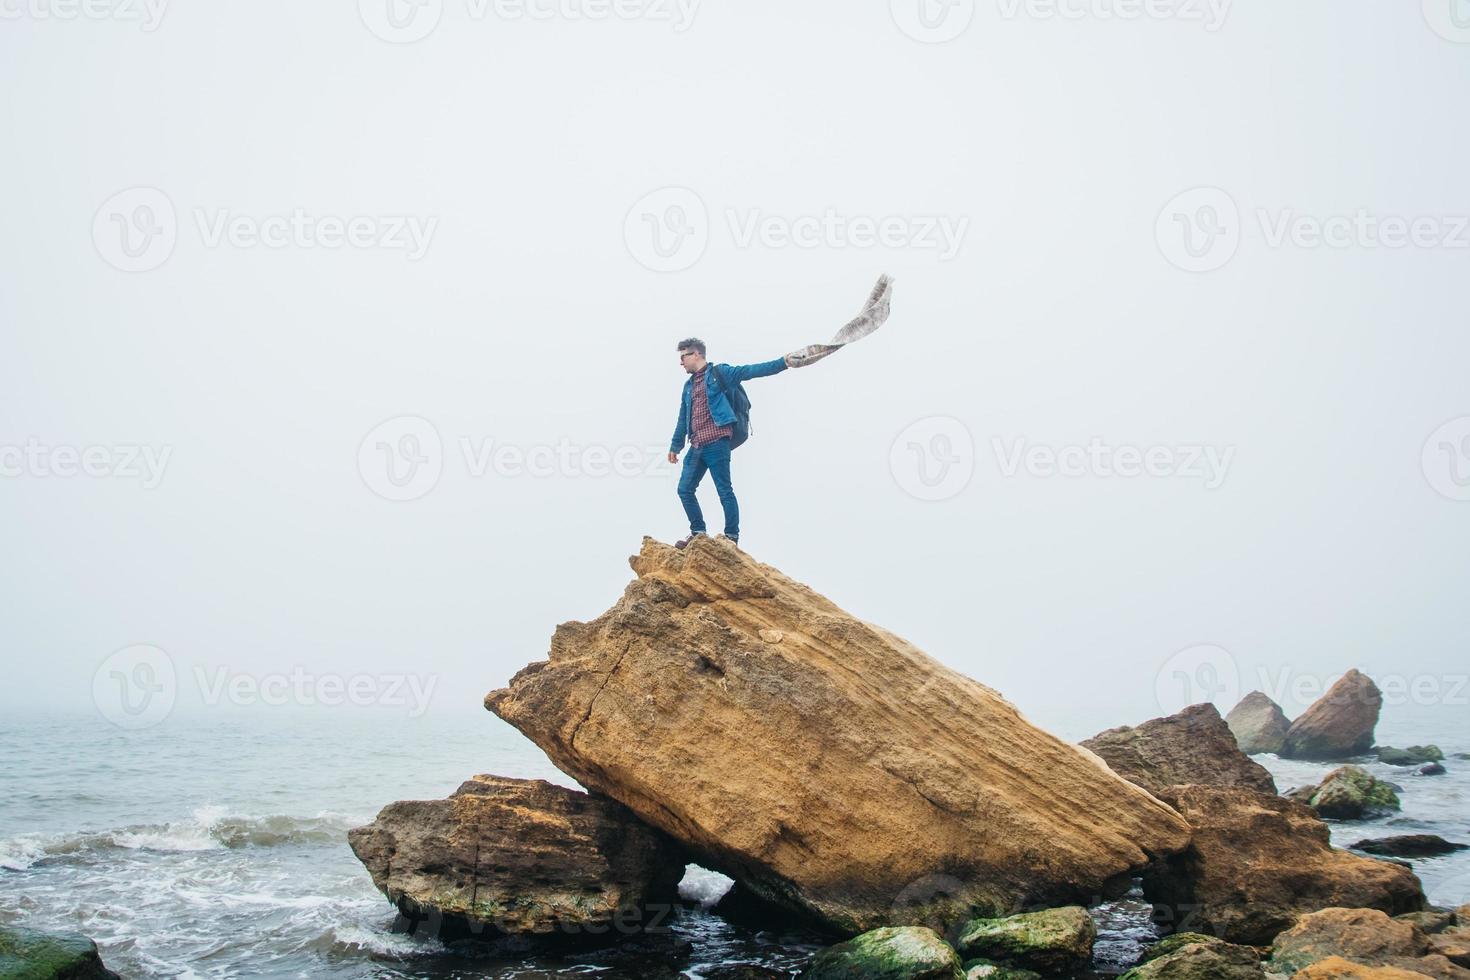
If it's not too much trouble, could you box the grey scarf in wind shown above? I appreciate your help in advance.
[783,274,894,369]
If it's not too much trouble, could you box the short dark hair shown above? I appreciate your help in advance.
[676,337,706,357]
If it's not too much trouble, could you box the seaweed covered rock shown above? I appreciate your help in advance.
[0,926,121,980]
[953,906,1096,975]
[1297,767,1402,820]
[802,926,964,980]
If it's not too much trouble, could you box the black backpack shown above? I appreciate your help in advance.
[711,365,751,450]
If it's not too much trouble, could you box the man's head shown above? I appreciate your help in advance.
[677,337,707,374]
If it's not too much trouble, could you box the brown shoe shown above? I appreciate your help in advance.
[674,532,706,549]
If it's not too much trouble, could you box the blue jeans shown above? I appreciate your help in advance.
[677,437,738,538]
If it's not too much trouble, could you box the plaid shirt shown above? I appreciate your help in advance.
[689,366,734,448]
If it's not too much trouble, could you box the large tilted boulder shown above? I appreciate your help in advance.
[1142,786,1425,945]
[347,775,687,939]
[1270,908,1470,979]
[0,927,121,980]
[485,537,1193,935]
[1080,703,1277,796]
[1283,670,1383,760]
[1226,691,1291,755]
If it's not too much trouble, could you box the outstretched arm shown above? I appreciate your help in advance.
[722,357,789,383]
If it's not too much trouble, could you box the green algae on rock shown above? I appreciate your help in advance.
[954,906,1096,975]
[802,926,964,980]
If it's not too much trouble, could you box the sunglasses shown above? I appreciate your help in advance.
[679,351,698,360]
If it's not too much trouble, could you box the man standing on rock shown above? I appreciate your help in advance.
[667,338,787,549]
[666,276,894,550]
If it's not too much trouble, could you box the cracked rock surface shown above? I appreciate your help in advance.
[485,536,1192,936]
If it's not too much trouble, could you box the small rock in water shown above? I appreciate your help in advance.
[1299,766,1402,820]
[1375,745,1445,766]
[1411,762,1447,777]
[1350,835,1469,858]
[0,926,121,979]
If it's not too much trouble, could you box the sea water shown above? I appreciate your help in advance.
[2,704,1465,978]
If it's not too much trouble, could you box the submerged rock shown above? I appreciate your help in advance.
[347,775,687,940]
[1352,836,1468,859]
[1376,746,1445,766]
[1142,785,1424,945]
[1282,670,1382,760]
[1299,767,1402,820]
[486,537,1191,935]
[0,926,121,979]
[1412,763,1447,777]
[1080,702,1277,796]
[801,926,964,980]
[1226,691,1291,755]
[953,906,1096,975]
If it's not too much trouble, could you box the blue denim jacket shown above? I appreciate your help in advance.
[670,358,788,453]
